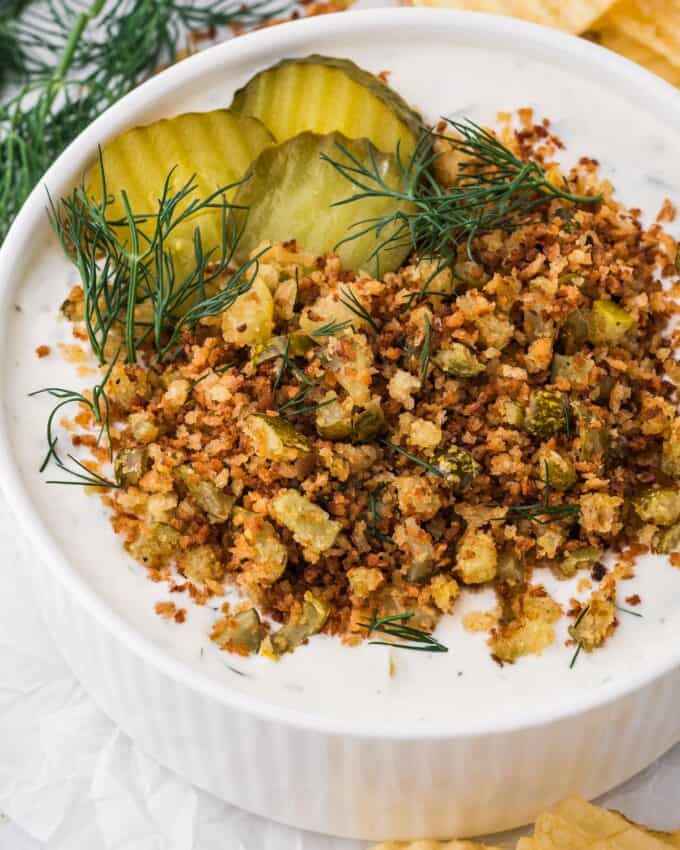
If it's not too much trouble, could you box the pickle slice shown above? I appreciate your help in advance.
[231,55,422,157]
[85,110,274,289]
[234,132,414,276]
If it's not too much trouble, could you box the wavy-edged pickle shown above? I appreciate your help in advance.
[86,110,274,300]
[233,132,415,276]
[270,591,330,656]
[231,55,422,157]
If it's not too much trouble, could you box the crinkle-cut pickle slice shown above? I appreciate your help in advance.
[85,110,274,284]
[230,54,422,157]
[233,131,415,276]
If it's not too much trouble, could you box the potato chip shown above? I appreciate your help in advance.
[406,0,616,35]
[585,24,680,87]
[531,798,678,849]
[599,0,680,70]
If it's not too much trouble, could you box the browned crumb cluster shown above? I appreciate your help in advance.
[63,116,680,662]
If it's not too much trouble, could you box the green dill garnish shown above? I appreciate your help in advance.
[360,611,448,653]
[281,394,336,418]
[505,461,579,525]
[29,353,120,488]
[367,490,393,545]
[49,159,260,364]
[569,604,590,670]
[339,286,379,333]
[322,120,602,291]
[616,605,643,618]
[0,0,292,240]
[310,319,352,337]
[382,438,445,478]
[418,313,433,384]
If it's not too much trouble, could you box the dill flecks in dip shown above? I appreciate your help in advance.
[36,57,680,663]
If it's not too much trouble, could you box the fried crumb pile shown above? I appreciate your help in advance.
[61,114,680,661]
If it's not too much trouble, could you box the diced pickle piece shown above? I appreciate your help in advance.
[232,508,288,585]
[432,446,480,491]
[633,487,680,526]
[540,449,576,490]
[661,419,680,478]
[114,447,148,486]
[129,522,180,569]
[568,591,616,652]
[558,546,603,578]
[655,522,680,555]
[456,529,497,584]
[434,343,485,378]
[503,400,525,428]
[253,333,313,364]
[86,111,274,306]
[244,414,310,462]
[557,309,589,355]
[233,132,415,276]
[496,546,525,588]
[175,466,235,523]
[352,401,386,443]
[271,490,341,555]
[213,608,265,655]
[230,55,421,157]
[316,396,353,440]
[588,299,636,345]
[270,591,330,655]
[525,390,567,440]
[222,275,274,348]
[550,352,596,385]
[574,404,611,462]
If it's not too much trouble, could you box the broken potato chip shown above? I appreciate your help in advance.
[405,0,616,34]
[585,24,680,88]
[370,798,680,850]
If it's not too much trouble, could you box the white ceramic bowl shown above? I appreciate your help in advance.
[2,8,680,841]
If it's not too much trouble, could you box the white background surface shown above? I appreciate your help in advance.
[1,2,679,847]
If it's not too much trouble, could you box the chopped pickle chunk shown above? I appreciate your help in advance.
[525,390,567,440]
[557,545,603,578]
[568,589,616,652]
[654,522,680,555]
[588,299,636,345]
[253,332,313,364]
[129,523,180,569]
[351,400,387,443]
[232,508,288,585]
[244,414,310,462]
[633,487,680,526]
[270,591,330,656]
[213,608,265,655]
[434,343,485,378]
[557,308,590,355]
[315,395,353,440]
[114,447,148,486]
[432,446,480,492]
[233,132,415,276]
[271,490,341,556]
[175,465,235,523]
[550,352,596,385]
[230,55,421,156]
[221,274,274,348]
[540,449,576,490]
[85,110,273,308]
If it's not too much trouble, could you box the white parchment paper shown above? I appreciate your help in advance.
[1,488,679,850]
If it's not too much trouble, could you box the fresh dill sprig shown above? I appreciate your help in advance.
[505,461,579,525]
[49,159,260,364]
[339,286,379,333]
[322,120,602,293]
[29,353,120,488]
[569,604,590,669]
[367,490,393,545]
[382,438,445,479]
[418,313,432,384]
[310,319,352,337]
[0,0,292,240]
[360,611,448,653]
[281,393,336,418]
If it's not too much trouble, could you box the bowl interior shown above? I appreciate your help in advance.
[2,9,680,736]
